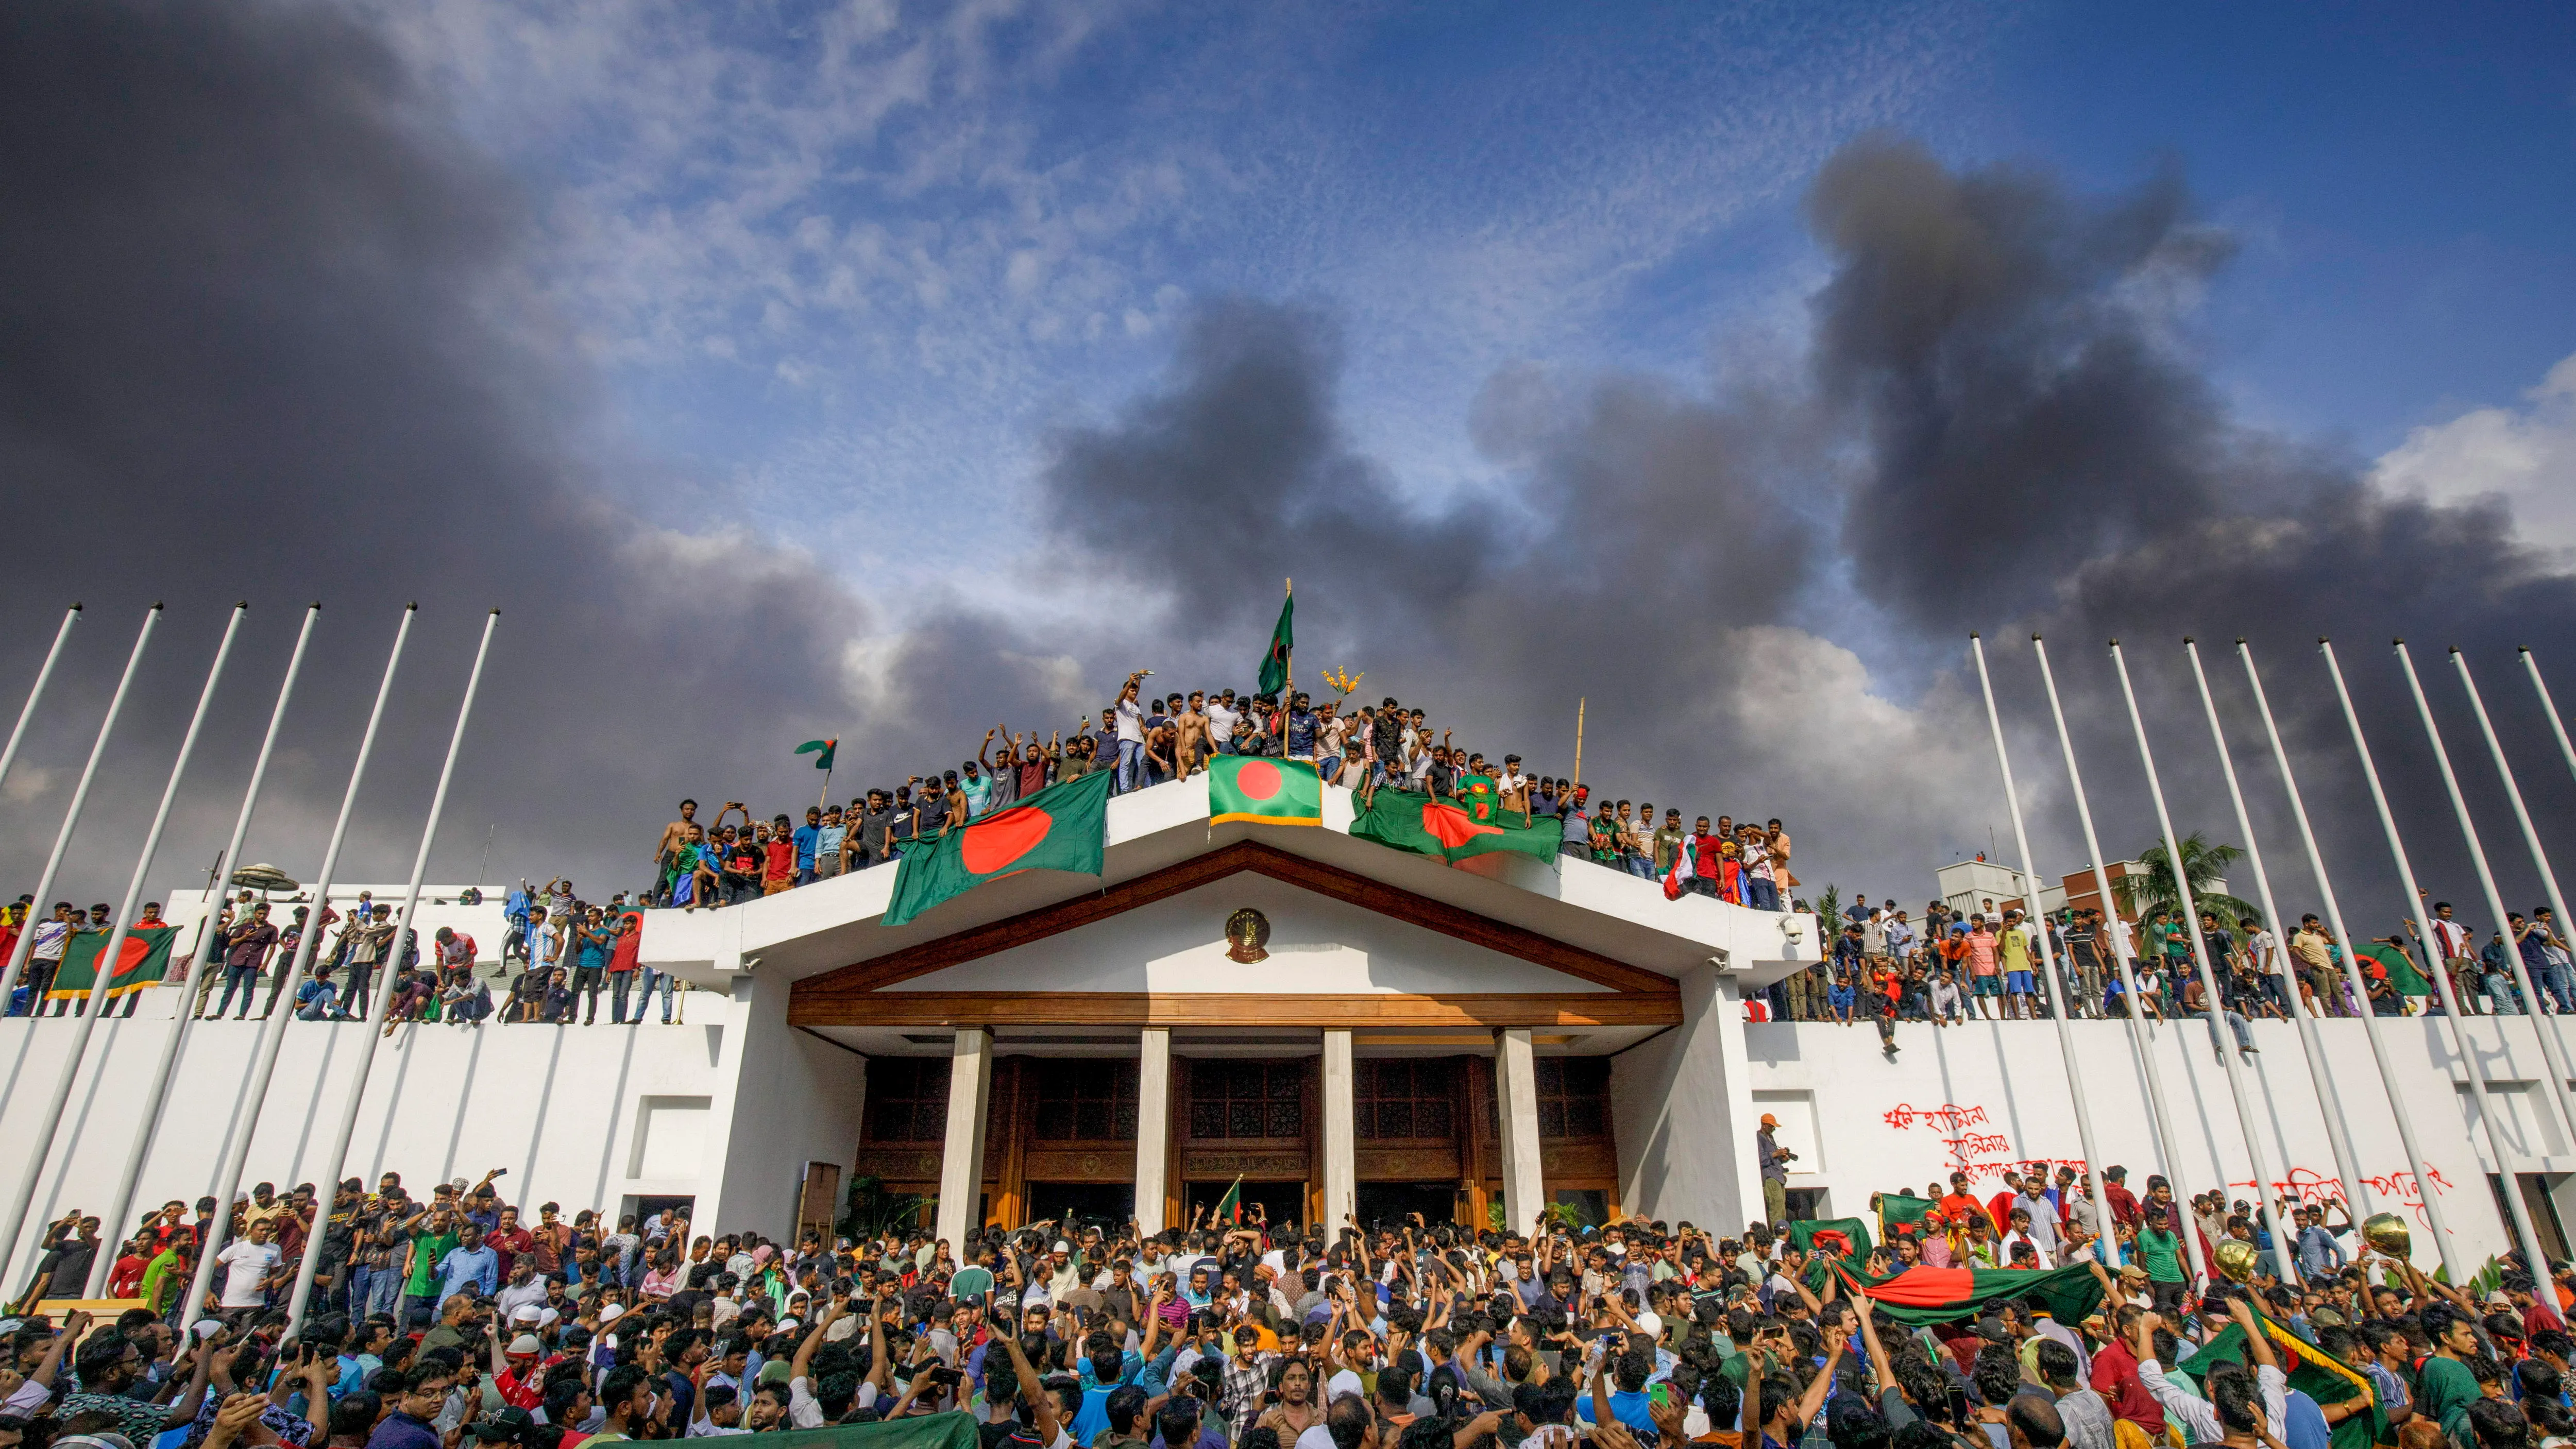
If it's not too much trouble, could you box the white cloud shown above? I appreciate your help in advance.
[2370,352,2576,558]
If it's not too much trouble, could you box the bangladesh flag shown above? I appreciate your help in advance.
[2178,1308,2383,1449]
[1209,756,1323,826]
[1213,1175,1244,1225]
[1787,1217,1875,1261]
[796,738,837,771]
[1257,595,1293,699]
[1350,787,1560,869]
[883,770,1114,927]
[1456,773,1503,823]
[1818,1259,2105,1328]
[2360,941,2431,995]
[1877,1192,1938,1243]
[49,922,180,1002]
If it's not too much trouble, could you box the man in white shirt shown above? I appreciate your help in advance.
[216,1217,283,1312]
[1112,673,1147,793]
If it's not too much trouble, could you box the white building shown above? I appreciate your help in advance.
[0,777,2563,1287]
[1934,857,2069,919]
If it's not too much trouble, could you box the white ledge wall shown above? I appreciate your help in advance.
[1731,1013,2576,1267]
[0,994,745,1289]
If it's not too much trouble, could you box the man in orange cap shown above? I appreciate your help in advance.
[1756,1113,1794,1227]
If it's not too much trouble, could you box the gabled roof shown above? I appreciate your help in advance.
[638,777,1820,989]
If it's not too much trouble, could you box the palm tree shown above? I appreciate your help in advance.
[2111,833,2262,931]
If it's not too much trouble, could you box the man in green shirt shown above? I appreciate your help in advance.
[139,1242,188,1315]
[2413,1300,2484,1444]
[401,1208,461,1330]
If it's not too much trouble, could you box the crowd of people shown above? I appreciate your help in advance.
[1757,890,2576,1058]
[645,677,1802,914]
[5,1141,2567,1449]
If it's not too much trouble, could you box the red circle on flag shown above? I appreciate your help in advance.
[961,807,1053,874]
[1234,760,1283,801]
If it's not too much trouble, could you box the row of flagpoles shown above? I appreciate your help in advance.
[1970,635,2576,1289]
[0,602,496,1329]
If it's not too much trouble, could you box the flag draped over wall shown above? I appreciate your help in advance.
[1350,788,1556,868]
[883,770,1114,928]
[1208,757,1323,826]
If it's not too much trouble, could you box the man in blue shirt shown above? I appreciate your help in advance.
[2292,1205,2347,1278]
[1558,787,1591,860]
[436,1222,499,1306]
[792,809,823,885]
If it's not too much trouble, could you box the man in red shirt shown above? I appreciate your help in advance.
[1935,1172,1989,1233]
[1987,1169,2025,1240]
[2085,1291,2165,1435]
[761,819,796,896]
[487,1204,536,1282]
[2102,1165,2143,1231]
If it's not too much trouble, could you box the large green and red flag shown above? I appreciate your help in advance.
[1787,1217,1875,1262]
[1350,787,1558,868]
[1875,1192,1938,1245]
[2359,941,2431,995]
[1817,1259,2105,1328]
[883,770,1114,928]
[1209,756,1323,826]
[2178,1308,2383,1449]
[796,738,837,771]
[49,922,180,1003]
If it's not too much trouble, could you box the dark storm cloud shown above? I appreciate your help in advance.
[0,0,877,899]
[1804,135,2576,919]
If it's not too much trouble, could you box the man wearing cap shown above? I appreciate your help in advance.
[489,1327,547,1412]
[1755,1115,1792,1228]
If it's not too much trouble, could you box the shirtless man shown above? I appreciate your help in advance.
[654,800,700,905]
[1175,691,1211,777]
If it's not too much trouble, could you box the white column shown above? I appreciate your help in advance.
[1494,1029,1545,1230]
[1136,1028,1172,1235]
[935,1028,993,1247]
[1321,1030,1355,1228]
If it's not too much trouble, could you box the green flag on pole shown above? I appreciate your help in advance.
[1214,1175,1244,1225]
[1257,593,1293,699]
[796,738,837,771]
[1208,756,1323,826]
[883,770,1114,927]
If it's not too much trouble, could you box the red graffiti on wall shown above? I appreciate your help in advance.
[1884,1103,1990,1131]
[2224,1164,2456,1226]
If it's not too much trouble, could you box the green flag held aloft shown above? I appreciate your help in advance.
[1209,756,1323,826]
[1214,1175,1244,1224]
[1787,1216,1875,1261]
[49,923,180,1002]
[1876,1192,1938,1243]
[1812,1258,2105,1329]
[1257,592,1293,699]
[1350,787,1558,869]
[883,770,1114,928]
[2359,941,2430,995]
[796,738,837,771]
[2178,1307,2384,1449]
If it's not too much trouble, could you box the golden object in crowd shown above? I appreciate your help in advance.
[2213,1238,2260,1283]
[2362,1213,2412,1259]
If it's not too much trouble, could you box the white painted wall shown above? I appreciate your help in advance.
[0,991,736,1288]
[1735,1012,2576,1268]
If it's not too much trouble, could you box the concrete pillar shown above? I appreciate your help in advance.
[935,1028,992,1247]
[1494,1028,1546,1232]
[1321,1030,1355,1229]
[1136,1028,1172,1235]
[1609,962,1765,1231]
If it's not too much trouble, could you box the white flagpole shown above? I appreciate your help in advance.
[2184,639,2371,1218]
[2523,650,2576,782]
[93,605,320,1293]
[0,607,81,813]
[0,604,239,1292]
[1970,635,2121,1266]
[176,604,413,1329]
[2321,639,2555,1287]
[0,606,161,1014]
[2451,651,2576,1021]
[281,608,496,1331]
[2032,637,2206,1282]
[2239,640,2462,1279]
[2397,644,2576,1134]
[2108,639,2301,1283]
